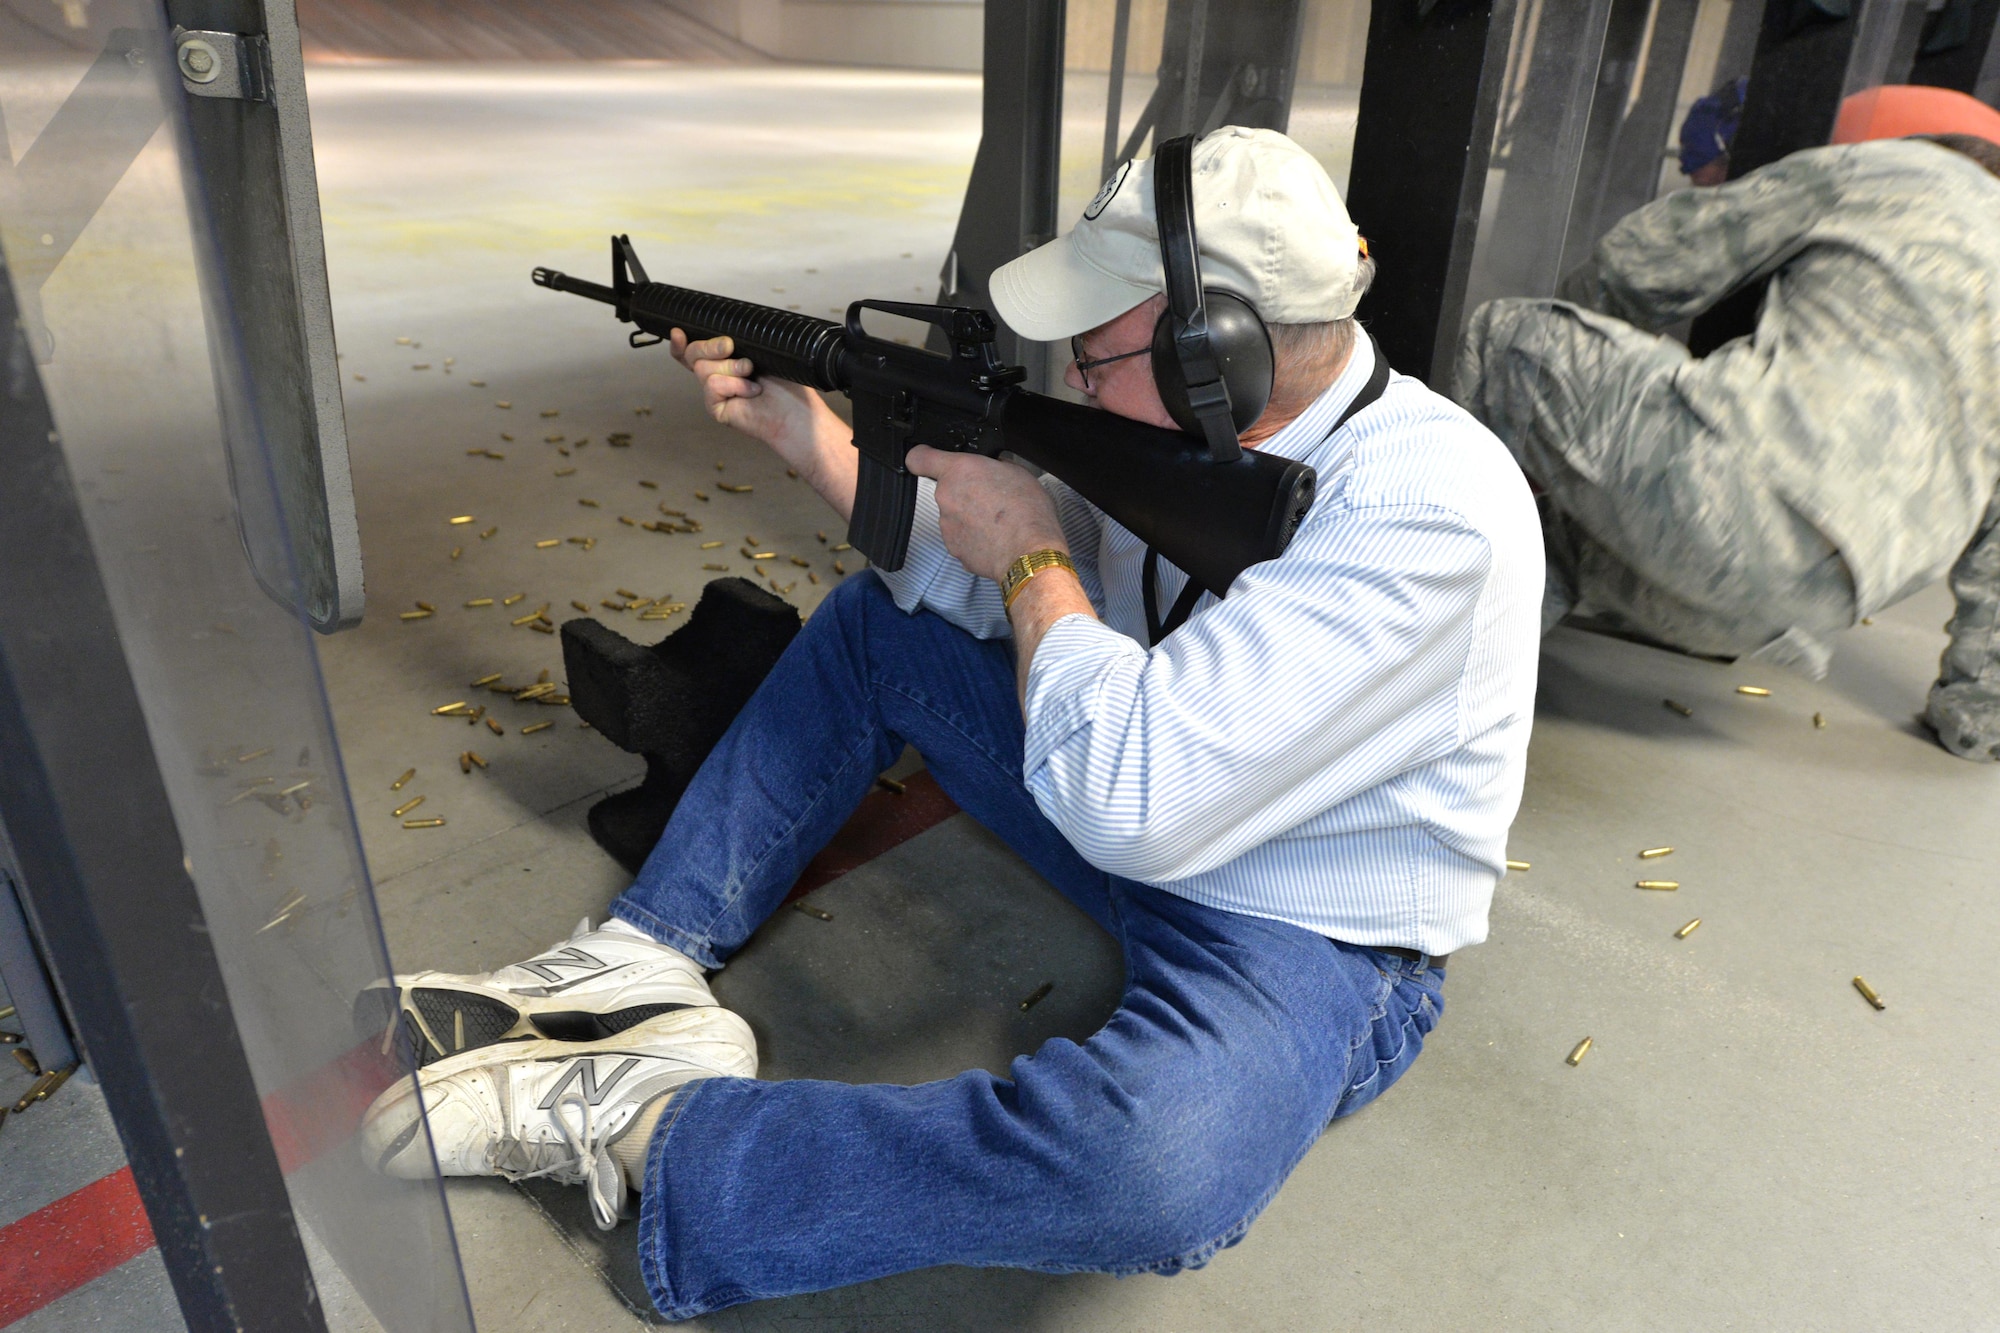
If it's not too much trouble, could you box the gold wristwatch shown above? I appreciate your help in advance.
[1001,548,1078,611]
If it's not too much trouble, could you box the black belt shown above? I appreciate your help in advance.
[1373,946,1449,969]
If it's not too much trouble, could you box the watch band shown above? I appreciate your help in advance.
[1002,548,1078,611]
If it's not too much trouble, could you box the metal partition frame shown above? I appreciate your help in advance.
[1727,0,1865,176]
[1458,0,1621,351]
[957,0,1318,392]
[965,0,1498,392]
[0,0,364,635]
[1907,0,2000,91]
[1346,0,1515,386]
[0,836,82,1091]
[1067,0,1313,245]
[1555,0,1708,278]
[1101,0,1310,163]
[937,0,1068,389]
[166,0,363,634]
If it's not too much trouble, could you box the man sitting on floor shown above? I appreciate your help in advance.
[360,127,1543,1320]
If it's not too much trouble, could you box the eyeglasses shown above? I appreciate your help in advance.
[1070,335,1150,392]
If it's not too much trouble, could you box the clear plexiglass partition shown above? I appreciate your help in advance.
[0,2,473,1329]
[1460,0,1927,324]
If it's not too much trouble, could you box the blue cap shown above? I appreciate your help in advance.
[1679,77,1749,175]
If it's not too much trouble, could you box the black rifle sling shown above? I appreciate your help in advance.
[1143,337,1393,647]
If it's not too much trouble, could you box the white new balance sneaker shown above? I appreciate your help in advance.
[360,1007,757,1230]
[355,918,716,1070]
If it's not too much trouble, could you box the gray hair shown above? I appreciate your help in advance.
[1919,133,2000,179]
[1264,255,1377,409]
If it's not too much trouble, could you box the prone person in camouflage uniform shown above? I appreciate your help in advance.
[1456,131,2000,760]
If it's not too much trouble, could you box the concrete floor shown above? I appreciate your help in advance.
[0,1001,181,1333]
[10,56,1997,1333]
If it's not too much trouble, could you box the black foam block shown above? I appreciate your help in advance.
[561,578,801,873]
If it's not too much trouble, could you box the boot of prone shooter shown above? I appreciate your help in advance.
[561,578,802,873]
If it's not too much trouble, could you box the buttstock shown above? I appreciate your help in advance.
[998,392,1317,596]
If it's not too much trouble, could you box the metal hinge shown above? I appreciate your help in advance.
[173,28,272,103]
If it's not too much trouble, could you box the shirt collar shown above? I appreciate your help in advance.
[1248,330,1378,468]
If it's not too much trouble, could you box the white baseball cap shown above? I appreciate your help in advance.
[990,126,1365,342]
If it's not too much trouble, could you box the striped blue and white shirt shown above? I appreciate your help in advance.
[877,336,1544,956]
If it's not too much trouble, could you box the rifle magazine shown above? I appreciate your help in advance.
[849,454,920,573]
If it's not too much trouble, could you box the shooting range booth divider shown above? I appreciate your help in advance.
[0,3,474,1328]
[936,0,1068,389]
[0,225,330,1333]
[1346,0,1515,388]
[1,2,364,634]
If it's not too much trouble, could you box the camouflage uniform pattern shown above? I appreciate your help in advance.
[1455,139,2000,759]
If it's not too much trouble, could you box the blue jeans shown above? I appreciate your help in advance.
[611,573,1446,1320]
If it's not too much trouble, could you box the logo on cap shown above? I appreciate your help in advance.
[1084,160,1132,221]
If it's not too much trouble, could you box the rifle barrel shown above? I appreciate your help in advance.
[534,266,847,391]
[531,267,617,305]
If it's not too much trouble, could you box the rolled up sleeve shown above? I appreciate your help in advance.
[1020,503,1492,885]
[1021,614,1145,772]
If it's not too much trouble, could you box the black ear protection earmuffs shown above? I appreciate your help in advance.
[1148,134,1274,464]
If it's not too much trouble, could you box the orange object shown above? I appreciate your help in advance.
[1831,85,2000,147]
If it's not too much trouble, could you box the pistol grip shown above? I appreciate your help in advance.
[849,452,919,572]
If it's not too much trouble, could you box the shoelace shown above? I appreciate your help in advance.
[498,1093,624,1230]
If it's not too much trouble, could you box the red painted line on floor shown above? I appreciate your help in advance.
[786,769,960,900]
[264,1038,407,1176]
[1,777,961,1324]
[0,1167,152,1328]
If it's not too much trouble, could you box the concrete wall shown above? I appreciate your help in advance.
[665,0,984,70]
[667,0,1375,86]
[1062,0,1372,87]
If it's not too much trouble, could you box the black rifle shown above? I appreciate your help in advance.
[533,236,1316,596]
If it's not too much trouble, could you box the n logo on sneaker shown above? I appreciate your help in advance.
[538,1056,641,1110]
[517,946,605,983]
